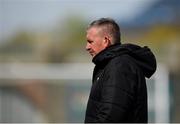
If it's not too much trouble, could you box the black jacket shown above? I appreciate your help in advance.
[85,43,156,123]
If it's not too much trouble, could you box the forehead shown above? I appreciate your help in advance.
[87,27,98,34]
[86,27,102,37]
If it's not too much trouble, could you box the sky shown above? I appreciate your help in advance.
[0,0,158,41]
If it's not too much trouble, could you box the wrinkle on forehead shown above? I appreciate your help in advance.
[87,26,107,38]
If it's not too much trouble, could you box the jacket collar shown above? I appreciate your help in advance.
[92,43,157,78]
[92,43,122,66]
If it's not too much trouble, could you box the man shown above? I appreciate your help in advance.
[85,18,156,123]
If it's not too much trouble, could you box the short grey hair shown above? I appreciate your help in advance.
[87,18,121,44]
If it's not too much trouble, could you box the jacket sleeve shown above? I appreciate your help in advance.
[95,60,137,122]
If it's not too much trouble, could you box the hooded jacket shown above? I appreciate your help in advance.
[85,43,156,123]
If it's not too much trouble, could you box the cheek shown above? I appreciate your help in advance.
[94,43,104,52]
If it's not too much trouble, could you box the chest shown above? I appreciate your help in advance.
[89,67,105,100]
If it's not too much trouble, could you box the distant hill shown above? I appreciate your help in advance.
[120,0,180,27]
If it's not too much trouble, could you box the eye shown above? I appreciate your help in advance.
[87,40,93,44]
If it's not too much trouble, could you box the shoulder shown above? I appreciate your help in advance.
[106,54,138,74]
[102,55,139,93]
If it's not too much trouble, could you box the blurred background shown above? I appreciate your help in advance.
[0,0,180,123]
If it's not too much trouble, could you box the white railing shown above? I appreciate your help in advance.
[0,63,94,81]
[0,62,170,122]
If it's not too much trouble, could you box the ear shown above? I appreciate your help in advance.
[104,36,111,47]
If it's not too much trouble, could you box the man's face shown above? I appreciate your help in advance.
[86,27,108,57]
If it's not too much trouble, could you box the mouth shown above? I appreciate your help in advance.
[89,51,94,56]
[89,52,94,56]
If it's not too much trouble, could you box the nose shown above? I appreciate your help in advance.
[86,43,91,51]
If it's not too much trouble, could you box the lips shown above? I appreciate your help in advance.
[89,51,94,56]
[89,52,94,56]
